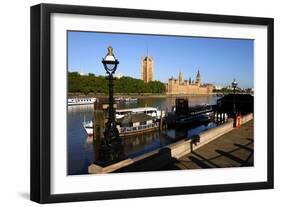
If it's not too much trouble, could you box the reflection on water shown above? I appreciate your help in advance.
[123,131,167,158]
[67,95,219,175]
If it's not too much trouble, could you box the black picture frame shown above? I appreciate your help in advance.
[30,3,274,203]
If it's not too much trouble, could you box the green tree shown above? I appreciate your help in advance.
[68,72,166,94]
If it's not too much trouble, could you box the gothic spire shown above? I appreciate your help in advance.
[196,69,200,78]
[178,69,183,83]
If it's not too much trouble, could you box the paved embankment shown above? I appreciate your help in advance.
[163,119,254,170]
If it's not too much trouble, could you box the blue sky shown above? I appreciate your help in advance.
[68,31,254,88]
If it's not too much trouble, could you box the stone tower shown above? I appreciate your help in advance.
[195,70,201,86]
[141,53,154,83]
[178,70,183,84]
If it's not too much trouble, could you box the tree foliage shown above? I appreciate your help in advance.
[68,72,166,94]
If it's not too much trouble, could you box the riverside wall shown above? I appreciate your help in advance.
[88,113,254,174]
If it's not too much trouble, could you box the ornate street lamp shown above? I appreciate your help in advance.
[232,79,238,117]
[97,46,125,166]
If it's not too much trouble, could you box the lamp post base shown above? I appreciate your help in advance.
[95,124,126,167]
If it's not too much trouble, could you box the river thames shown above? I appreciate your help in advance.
[67,95,219,175]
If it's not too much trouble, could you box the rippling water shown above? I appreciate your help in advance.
[67,95,219,175]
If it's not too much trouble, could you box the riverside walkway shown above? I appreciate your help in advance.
[117,120,253,172]
[165,119,254,170]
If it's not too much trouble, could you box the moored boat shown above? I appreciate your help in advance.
[115,107,165,120]
[114,97,138,102]
[68,97,96,106]
[83,120,94,135]
[116,113,159,137]
[82,107,165,136]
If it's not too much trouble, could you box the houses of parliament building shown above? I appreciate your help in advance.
[166,70,214,95]
[141,54,213,95]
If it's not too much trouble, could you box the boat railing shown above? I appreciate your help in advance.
[119,122,159,133]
